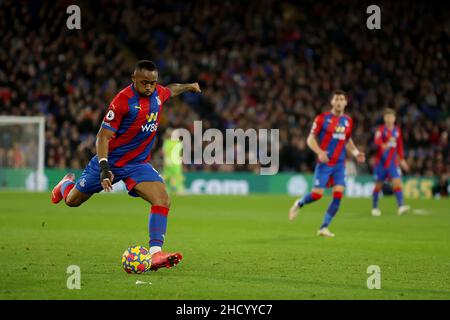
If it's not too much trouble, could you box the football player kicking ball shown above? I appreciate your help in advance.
[51,60,201,271]
[371,108,410,217]
[289,90,365,237]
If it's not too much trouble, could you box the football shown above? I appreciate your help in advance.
[121,246,152,274]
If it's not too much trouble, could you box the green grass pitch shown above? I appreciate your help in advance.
[0,192,449,300]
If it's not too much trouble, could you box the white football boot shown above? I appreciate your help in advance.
[398,205,410,216]
[289,199,301,221]
[317,228,335,237]
[371,208,381,217]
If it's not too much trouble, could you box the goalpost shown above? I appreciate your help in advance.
[0,116,46,191]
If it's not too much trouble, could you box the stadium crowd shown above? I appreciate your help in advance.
[0,1,448,187]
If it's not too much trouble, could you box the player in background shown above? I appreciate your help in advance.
[289,90,366,237]
[371,108,410,216]
[51,60,201,271]
[162,128,185,195]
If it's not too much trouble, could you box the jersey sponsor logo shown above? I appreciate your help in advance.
[106,110,115,121]
[146,112,158,123]
[388,136,397,147]
[332,125,347,140]
[141,112,159,132]
[141,122,158,133]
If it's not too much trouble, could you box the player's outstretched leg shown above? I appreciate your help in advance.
[133,181,182,271]
[51,173,92,207]
[392,178,410,215]
[51,173,76,204]
[371,182,383,217]
[289,189,323,220]
[148,205,182,270]
[317,189,343,237]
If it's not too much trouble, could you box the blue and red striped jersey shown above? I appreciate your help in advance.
[100,84,171,167]
[374,125,404,168]
[310,111,353,166]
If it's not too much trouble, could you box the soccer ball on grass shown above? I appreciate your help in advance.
[121,246,152,274]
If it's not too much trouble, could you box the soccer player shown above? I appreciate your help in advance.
[51,60,201,271]
[162,128,185,195]
[288,90,365,237]
[371,108,410,216]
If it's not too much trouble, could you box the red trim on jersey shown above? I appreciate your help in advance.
[393,187,402,192]
[374,125,384,146]
[374,125,384,166]
[319,115,340,150]
[311,113,325,136]
[346,116,354,140]
[328,116,352,166]
[383,128,395,168]
[109,100,150,152]
[143,104,164,163]
[114,110,161,166]
[396,126,404,160]
[384,148,396,168]
[156,84,171,103]
[102,94,130,133]
[328,139,346,166]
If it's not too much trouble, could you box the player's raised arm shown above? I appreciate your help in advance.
[346,138,365,163]
[167,83,201,97]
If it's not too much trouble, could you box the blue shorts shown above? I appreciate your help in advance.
[313,162,346,188]
[75,156,164,197]
[374,163,401,182]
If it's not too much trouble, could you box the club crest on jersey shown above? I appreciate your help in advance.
[106,110,115,121]
[79,178,86,188]
[156,96,161,106]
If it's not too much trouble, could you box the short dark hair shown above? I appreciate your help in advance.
[383,108,396,116]
[134,60,157,72]
[331,89,347,99]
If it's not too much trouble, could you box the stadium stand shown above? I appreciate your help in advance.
[0,0,448,182]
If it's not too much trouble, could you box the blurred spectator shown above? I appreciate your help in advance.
[433,175,449,198]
